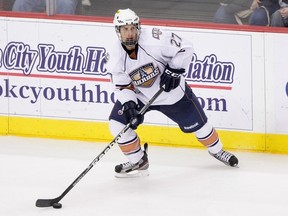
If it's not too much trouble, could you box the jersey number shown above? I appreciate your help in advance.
[170,33,182,47]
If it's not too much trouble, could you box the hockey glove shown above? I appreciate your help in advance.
[122,101,144,130]
[160,64,185,92]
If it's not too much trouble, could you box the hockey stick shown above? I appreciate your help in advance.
[35,88,164,208]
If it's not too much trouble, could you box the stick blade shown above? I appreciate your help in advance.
[35,198,58,207]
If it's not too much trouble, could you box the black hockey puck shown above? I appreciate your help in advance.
[52,202,62,209]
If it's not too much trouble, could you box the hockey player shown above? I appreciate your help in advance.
[106,8,239,178]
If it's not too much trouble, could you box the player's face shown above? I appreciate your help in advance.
[119,24,138,50]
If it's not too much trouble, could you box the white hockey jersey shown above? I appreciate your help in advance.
[106,27,194,105]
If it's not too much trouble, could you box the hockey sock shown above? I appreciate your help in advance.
[194,122,223,154]
[109,119,144,163]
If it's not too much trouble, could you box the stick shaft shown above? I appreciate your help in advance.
[36,88,163,207]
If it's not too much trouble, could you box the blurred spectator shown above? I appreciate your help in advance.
[249,0,279,25]
[213,0,255,24]
[12,0,78,14]
[81,0,91,7]
[270,0,288,26]
[213,0,279,25]
[0,0,14,11]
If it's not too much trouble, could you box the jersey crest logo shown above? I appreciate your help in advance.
[130,63,160,87]
[152,28,162,40]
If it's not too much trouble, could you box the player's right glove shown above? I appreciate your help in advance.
[122,101,144,130]
[160,64,185,92]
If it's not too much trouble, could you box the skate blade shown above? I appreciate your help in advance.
[114,169,149,178]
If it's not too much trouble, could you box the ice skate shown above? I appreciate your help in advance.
[210,149,239,167]
[115,143,149,178]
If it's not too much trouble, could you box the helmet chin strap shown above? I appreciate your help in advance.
[122,38,137,46]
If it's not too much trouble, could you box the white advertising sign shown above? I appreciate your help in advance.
[181,29,253,130]
[265,33,288,134]
[0,17,276,134]
[0,18,115,121]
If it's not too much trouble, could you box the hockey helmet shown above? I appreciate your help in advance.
[113,8,141,46]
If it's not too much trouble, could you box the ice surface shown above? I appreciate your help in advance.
[1,135,288,216]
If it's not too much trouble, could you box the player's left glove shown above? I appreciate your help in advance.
[160,64,185,92]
